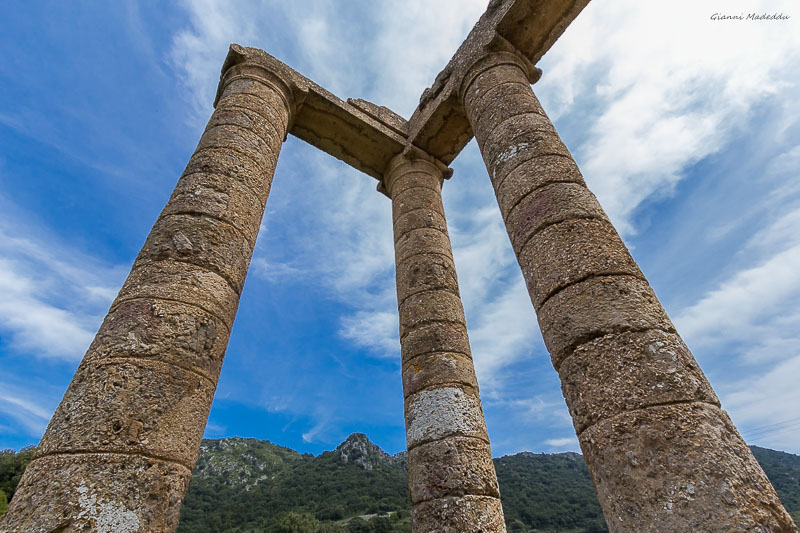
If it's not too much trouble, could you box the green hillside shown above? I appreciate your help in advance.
[1,436,798,532]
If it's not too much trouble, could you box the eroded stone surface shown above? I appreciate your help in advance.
[115,261,240,330]
[395,227,454,265]
[136,213,253,294]
[399,290,466,337]
[580,403,795,533]
[402,351,478,398]
[537,275,673,364]
[395,252,460,306]
[410,495,506,533]
[495,154,585,218]
[1,453,191,533]
[393,208,449,242]
[518,218,643,307]
[408,436,499,503]
[39,359,214,465]
[84,298,227,380]
[405,387,488,448]
[504,182,607,254]
[559,329,719,432]
[392,186,446,220]
[400,321,472,362]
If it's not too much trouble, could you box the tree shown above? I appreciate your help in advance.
[0,489,8,517]
[270,512,320,533]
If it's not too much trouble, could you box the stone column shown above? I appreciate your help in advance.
[1,47,296,533]
[460,51,795,532]
[383,152,506,533]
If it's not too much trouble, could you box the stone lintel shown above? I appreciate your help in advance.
[217,44,410,181]
[407,0,590,164]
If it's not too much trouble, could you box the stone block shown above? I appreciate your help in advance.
[395,228,453,265]
[136,213,253,294]
[537,275,673,364]
[206,105,282,149]
[559,329,719,432]
[38,359,214,465]
[400,321,471,362]
[580,403,795,533]
[392,186,445,221]
[405,386,487,448]
[408,436,499,503]
[396,252,459,306]
[505,182,606,253]
[470,81,546,144]
[494,154,585,218]
[519,218,643,307]
[164,170,267,244]
[388,170,441,198]
[115,260,239,330]
[83,298,228,380]
[393,208,449,243]
[1,453,190,533]
[485,127,572,189]
[399,290,466,338]
[196,123,277,172]
[410,495,506,533]
[402,351,477,397]
[183,147,273,192]
[216,90,289,134]
[220,76,291,124]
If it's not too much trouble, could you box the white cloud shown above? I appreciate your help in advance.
[0,387,52,435]
[0,226,124,361]
[536,0,800,235]
[544,436,579,450]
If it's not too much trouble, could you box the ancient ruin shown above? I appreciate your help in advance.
[1,0,795,531]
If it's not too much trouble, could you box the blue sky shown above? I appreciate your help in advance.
[1,0,799,458]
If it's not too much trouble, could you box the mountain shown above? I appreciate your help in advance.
[1,436,799,532]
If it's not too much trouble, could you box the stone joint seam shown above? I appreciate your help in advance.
[30,448,195,472]
[176,169,269,212]
[134,255,242,299]
[110,295,234,334]
[513,213,608,257]
[391,183,446,205]
[203,123,280,155]
[492,152,578,193]
[400,319,467,341]
[393,208,448,236]
[404,380,479,400]
[459,52,530,105]
[208,107,285,147]
[403,348,473,366]
[502,181,596,229]
[162,208,260,251]
[395,250,455,271]
[216,94,290,134]
[538,271,649,313]
[191,145,276,177]
[397,285,463,313]
[92,355,218,390]
[553,323,679,374]
[469,80,543,126]
[219,72,294,123]
[482,111,552,151]
[575,399,724,438]
[407,431,491,452]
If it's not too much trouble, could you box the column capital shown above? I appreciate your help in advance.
[458,35,542,106]
[379,148,452,198]
[214,44,307,129]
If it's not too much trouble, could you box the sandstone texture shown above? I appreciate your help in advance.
[462,48,793,532]
[386,153,504,532]
[2,52,296,533]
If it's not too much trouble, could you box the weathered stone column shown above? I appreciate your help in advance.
[0,45,296,533]
[383,152,506,533]
[460,51,795,532]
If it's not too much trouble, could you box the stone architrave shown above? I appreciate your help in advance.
[383,152,506,532]
[0,52,298,532]
[459,49,796,532]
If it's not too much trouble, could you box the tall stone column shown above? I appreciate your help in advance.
[384,152,506,533]
[1,47,296,533]
[460,51,795,532]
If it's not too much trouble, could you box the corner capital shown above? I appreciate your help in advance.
[378,147,452,199]
[214,44,308,127]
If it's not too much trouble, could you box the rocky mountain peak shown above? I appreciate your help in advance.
[335,433,391,470]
